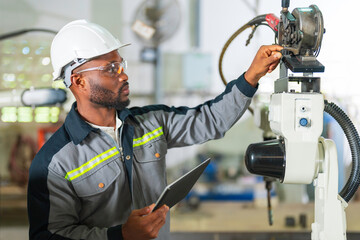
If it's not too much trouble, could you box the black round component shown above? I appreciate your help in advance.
[245,139,286,181]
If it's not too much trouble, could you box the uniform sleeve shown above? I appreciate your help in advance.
[161,73,257,148]
[27,159,123,240]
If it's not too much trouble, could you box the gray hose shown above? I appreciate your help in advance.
[324,100,360,202]
[218,14,268,86]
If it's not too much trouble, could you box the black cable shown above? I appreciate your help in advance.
[324,100,360,202]
[218,14,273,86]
[0,28,57,41]
[217,14,274,115]
[257,23,277,34]
[218,24,252,86]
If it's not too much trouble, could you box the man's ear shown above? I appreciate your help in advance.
[70,74,87,91]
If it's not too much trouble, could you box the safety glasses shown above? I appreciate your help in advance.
[76,59,127,78]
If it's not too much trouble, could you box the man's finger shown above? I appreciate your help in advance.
[138,205,168,238]
[268,45,284,52]
[146,205,168,221]
[264,52,282,66]
[148,203,156,212]
[132,205,152,216]
[149,216,167,238]
[148,209,168,237]
[269,58,281,70]
[149,213,165,229]
[262,45,282,56]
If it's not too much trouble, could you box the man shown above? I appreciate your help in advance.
[27,20,282,240]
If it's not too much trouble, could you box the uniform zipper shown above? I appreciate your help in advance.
[119,147,125,162]
[118,125,125,162]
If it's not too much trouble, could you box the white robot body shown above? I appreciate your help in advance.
[269,92,323,184]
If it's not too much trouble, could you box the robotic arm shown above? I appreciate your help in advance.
[244,1,360,239]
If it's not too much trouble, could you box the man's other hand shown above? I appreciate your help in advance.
[244,45,283,87]
[122,204,169,240]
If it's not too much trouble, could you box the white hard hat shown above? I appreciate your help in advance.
[50,19,130,87]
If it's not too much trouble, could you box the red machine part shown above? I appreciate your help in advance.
[266,14,280,32]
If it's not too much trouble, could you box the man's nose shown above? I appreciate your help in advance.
[119,72,128,82]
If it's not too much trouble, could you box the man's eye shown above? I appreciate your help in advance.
[106,65,117,73]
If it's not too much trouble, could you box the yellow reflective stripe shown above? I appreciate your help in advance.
[133,127,163,147]
[65,147,116,178]
[65,147,119,181]
[133,132,164,147]
[133,126,163,142]
[66,151,118,181]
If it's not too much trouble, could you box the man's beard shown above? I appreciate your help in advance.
[89,82,130,110]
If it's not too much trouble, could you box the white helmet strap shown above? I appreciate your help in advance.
[63,58,88,88]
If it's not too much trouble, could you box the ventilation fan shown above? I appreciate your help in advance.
[132,0,181,48]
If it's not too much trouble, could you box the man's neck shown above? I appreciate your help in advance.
[76,102,117,128]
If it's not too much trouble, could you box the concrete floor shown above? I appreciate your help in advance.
[2,185,360,240]
[1,204,360,240]
[2,227,360,240]
[0,227,28,240]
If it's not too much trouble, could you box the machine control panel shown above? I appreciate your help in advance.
[296,99,312,129]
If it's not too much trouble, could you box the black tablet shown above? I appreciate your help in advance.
[152,158,211,212]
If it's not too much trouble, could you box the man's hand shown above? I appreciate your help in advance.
[244,45,283,87]
[122,204,169,240]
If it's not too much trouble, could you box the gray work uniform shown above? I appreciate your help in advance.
[27,73,256,240]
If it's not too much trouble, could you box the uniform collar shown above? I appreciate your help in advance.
[65,102,136,145]
[117,108,138,124]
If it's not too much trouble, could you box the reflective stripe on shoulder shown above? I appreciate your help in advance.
[65,146,119,181]
[133,126,163,147]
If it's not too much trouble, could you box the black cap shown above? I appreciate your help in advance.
[245,139,286,181]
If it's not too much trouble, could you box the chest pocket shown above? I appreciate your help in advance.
[132,126,168,162]
[71,160,121,197]
[133,137,167,163]
[132,137,168,204]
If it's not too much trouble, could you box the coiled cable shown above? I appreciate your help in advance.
[218,14,277,86]
[218,15,266,86]
[324,100,360,202]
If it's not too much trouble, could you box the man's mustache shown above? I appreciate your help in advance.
[119,82,129,92]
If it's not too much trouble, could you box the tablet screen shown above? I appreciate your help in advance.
[152,158,210,212]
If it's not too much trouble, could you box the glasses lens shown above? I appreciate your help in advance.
[100,60,127,77]
[122,60,127,71]
[115,61,127,73]
[116,63,124,74]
